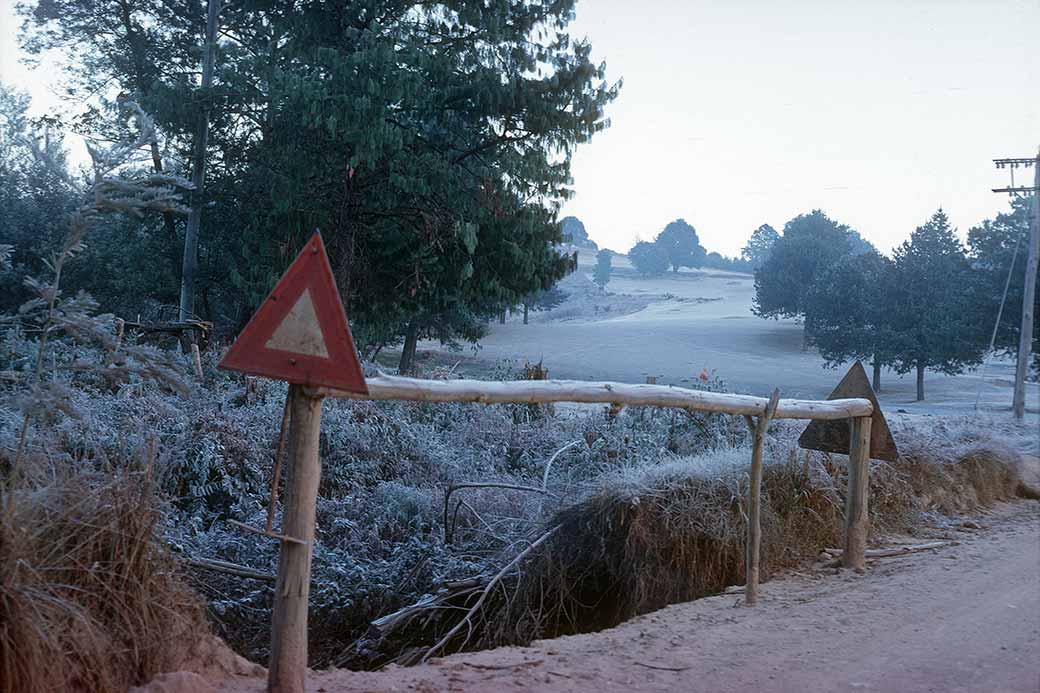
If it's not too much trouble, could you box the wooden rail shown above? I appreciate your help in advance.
[318,372,875,608]
[320,373,873,420]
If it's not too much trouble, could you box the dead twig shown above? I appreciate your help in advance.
[821,541,957,567]
[542,440,583,490]
[461,659,544,670]
[422,526,560,662]
[184,557,275,582]
[633,661,693,672]
[443,483,559,544]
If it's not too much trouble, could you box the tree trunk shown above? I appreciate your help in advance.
[523,304,529,325]
[499,310,506,324]
[178,0,219,328]
[872,359,882,393]
[114,3,183,301]
[146,142,183,281]
[398,322,419,374]
[916,361,925,401]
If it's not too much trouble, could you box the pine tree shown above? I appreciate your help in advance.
[967,198,1039,373]
[753,210,872,320]
[741,224,779,269]
[888,209,985,400]
[803,250,897,391]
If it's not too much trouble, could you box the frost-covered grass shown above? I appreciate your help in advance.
[1,330,748,669]
[2,328,1034,675]
[370,417,1030,663]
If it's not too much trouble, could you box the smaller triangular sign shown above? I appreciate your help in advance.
[219,232,368,394]
[798,361,898,462]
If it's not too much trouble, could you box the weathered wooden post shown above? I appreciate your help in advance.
[746,389,780,606]
[217,232,368,693]
[798,362,898,572]
[268,385,324,692]
[843,415,872,571]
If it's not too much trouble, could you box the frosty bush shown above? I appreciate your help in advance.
[3,312,1033,675]
[1,333,753,669]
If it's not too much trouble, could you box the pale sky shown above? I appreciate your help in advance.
[2,0,1038,256]
[562,0,1039,255]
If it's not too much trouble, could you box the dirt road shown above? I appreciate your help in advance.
[213,502,1039,693]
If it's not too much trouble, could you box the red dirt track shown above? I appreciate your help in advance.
[210,502,1039,693]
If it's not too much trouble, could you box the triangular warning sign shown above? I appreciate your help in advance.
[798,361,898,462]
[219,232,368,394]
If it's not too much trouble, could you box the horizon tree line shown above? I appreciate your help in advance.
[749,204,1037,401]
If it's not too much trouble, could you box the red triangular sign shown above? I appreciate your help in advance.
[219,232,368,394]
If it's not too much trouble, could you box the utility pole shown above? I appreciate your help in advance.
[179,0,220,328]
[992,151,1040,420]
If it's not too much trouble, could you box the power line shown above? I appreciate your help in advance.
[992,150,1040,420]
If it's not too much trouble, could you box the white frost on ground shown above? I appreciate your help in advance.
[414,252,1039,421]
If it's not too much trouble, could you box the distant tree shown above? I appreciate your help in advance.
[741,224,780,269]
[521,286,568,324]
[803,250,897,391]
[967,198,1039,374]
[561,216,598,249]
[702,251,753,273]
[703,251,724,270]
[654,219,706,272]
[753,210,863,320]
[628,240,670,276]
[593,248,612,287]
[887,209,985,400]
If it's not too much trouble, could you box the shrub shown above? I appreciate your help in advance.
[0,469,205,692]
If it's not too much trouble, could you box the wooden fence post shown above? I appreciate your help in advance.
[268,385,325,693]
[746,389,780,606]
[843,415,872,571]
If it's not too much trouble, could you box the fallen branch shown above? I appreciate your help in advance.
[462,659,544,670]
[123,319,212,335]
[185,557,275,582]
[634,661,693,672]
[0,370,24,383]
[358,574,487,657]
[822,541,957,566]
[422,525,560,662]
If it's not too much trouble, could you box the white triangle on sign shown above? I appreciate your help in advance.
[264,289,330,358]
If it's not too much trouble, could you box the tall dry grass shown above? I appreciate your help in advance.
[0,469,206,692]
[489,421,1027,646]
[363,417,1034,663]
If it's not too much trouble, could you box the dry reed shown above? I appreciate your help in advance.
[0,469,205,692]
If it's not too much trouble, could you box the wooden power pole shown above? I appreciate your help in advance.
[993,151,1040,421]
